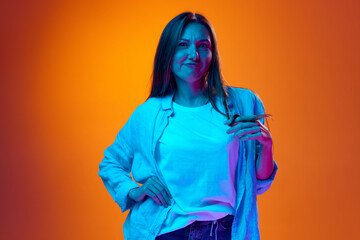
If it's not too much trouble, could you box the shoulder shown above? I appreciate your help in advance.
[225,85,258,102]
[226,86,251,95]
[137,96,166,112]
[130,96,164,120]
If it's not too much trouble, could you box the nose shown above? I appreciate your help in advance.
[188,44,199,61]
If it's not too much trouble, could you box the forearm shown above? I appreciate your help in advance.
[255,142,275,180]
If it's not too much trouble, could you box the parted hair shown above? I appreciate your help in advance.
[146,11,232,119]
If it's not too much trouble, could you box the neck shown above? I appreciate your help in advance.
[173,78,209,107]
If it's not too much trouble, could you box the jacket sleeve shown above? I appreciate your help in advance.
[98,107,140,213]
[253,92,278,195]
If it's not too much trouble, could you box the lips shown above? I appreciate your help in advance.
[184,63,200,67]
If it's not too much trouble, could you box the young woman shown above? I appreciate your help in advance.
[98,11,278,240]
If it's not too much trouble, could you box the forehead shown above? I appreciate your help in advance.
[181,23,211,41]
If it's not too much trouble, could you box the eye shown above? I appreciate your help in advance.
[200,43,209,48]
[178,42,188,47]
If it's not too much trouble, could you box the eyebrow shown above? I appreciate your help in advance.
[180,38,211,43]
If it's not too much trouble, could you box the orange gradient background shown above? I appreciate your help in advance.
[1,0,359,239]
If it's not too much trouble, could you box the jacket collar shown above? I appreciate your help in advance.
[161,91,175,111]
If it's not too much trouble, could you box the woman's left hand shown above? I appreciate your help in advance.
[224,115,273,146]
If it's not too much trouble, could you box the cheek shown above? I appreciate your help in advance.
[201,51,212,62]
[202,52,212,69]
[172,54,187,71]
[206,52,212,63]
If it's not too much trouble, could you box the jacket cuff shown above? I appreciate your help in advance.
[256,160,278,195]
[114,180,140,213]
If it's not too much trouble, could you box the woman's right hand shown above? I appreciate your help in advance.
[128,176,173,208]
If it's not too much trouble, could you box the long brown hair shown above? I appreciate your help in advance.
[146,11,232,119]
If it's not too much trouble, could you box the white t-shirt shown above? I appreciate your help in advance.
[156,99,240,236]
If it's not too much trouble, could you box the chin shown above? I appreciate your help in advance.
[184,76,205,82]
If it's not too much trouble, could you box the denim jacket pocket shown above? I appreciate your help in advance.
[133,197,162,225]
[124,196,164,239]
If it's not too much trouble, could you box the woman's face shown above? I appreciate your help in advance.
[171,23,212,84]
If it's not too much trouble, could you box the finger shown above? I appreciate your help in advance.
[158,189,169,207]
[153,178,172,200]
[258,122,267,131]
[238,132,262,141]
[151,178,172,205]
[224,114,236,125]
[145,185,163,206]
[234,126,260,138]
[231,115,242,126]
[226,122,258,134]
[225,114,258,126]
[147,178,167,205]
[157,176,173,199]
[148,184,168,207]
[235,115,257,122]
[150,182,169,206]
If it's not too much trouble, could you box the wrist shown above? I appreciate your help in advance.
[128,187,139,201]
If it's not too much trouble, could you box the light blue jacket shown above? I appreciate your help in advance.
[98,86,278,240]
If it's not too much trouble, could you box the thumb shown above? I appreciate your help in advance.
[224,114,236,125]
